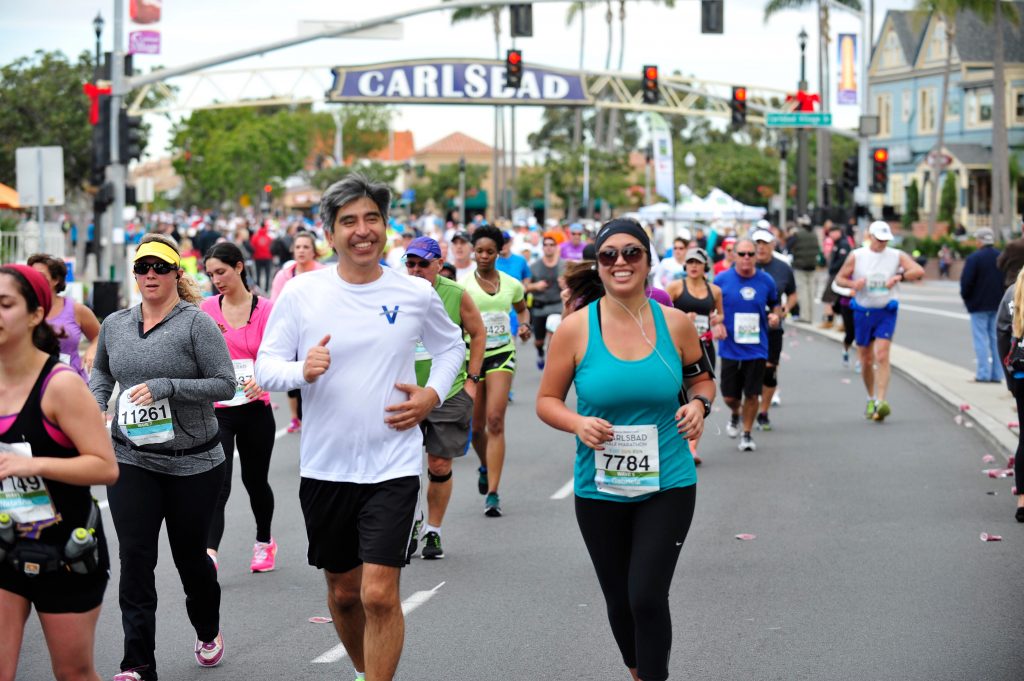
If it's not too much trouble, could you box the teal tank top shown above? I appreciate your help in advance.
[573,299,696,502]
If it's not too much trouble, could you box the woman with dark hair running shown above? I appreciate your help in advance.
[463,225,531,517]
[270,231,325,433]
[0,263,118,681]
[202,242,279,572]
[537,218,716,681]
[90,233,236,680]
[27,253,101,379]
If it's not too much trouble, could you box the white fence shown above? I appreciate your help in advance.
[0,226,68,263]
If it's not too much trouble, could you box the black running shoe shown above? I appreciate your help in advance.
[477,466,488,495]
[421,531,444,560]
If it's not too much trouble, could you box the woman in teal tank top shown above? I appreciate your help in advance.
[537,218,716,681]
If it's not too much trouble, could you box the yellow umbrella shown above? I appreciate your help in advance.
[0,182,19,209]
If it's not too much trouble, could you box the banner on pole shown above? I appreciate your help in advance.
[649,113,675,206]
[130,0,162,55]
[837,33,858,105]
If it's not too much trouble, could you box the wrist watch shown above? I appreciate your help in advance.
[690,395,712,418]
[467,373,482,383]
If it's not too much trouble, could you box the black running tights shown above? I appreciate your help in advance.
[839,302,856,349]
[1011,382,1024,484]
[575,485,696,681]
[207,400,277,549]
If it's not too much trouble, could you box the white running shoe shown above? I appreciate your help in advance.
[726,417,740,438]
[771,391,781,406]
[738,434,757,452]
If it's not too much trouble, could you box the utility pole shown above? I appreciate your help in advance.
[458,156,467,227]
[856,1,873,226]
[779,136,789,227]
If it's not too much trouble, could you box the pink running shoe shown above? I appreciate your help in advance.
[113,672,143,681]
[195,630,224,667]
[250,538,278,573]
[287,418,301,433]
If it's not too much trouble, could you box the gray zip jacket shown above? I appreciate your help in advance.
[90,301,236,475]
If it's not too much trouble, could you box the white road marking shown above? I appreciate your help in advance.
[550,478,574,500]
[312,582,446,664]
[898,304,970,321]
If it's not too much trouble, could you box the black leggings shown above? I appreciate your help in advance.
[207,400,277,549]
[107,461,225,680]
[1011,382,1024,485]
[839,302,856,349]
[575,485,697,681]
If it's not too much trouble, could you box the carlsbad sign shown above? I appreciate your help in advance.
[326,59,589,106]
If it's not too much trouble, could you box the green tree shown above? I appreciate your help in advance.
[903,179,921,229]
[0,49,167,195]
[912,0,991,235]
[938,171,957,224]
[420,162,489,211]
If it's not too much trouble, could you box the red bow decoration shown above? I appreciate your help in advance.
[786,90,821,112]
[82,82,112,125]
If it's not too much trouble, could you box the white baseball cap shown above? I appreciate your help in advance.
[756,219,771,230]
[868,221,894,241]
[751,229,775,243]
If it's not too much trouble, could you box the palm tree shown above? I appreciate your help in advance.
[764,1,861,210]
[445,1,504,218]
[566,2,588,150]
[605,1,677,150]
[987,0,1020,235]
[912,0,989,235]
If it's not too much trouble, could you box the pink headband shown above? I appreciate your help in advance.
[2,263,54,317]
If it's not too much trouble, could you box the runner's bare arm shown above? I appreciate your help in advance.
[460,291,486,378]
[898,251,926,281]
[833,252,861,290]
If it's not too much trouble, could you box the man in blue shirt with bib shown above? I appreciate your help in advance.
[716,238,781,452]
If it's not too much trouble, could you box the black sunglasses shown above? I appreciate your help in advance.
[133,261,177,275]
[597,245,646,267]
[404,258,434,270]
[735,251,756,258]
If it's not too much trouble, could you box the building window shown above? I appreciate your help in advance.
[902,90,912,123]
[967,88,994,127]
[946,93,960,121]
[927,21,949,62]
[876,93,893,137]
[918,88,937,134]
[880,32,903,69]
[1013,89,1024,125]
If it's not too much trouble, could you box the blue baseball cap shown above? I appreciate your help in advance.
[406,236,442,260]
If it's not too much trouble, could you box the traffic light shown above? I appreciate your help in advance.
[841,155,859,192]
[510,4,533,37]
[642,65,659,104]
[119,109,145,163]
[730,86,747,128]
[94,181,113,216]
[701,0,724,34]
[870,148,888,193]
[91,95,112,187]
[505,49,523,89]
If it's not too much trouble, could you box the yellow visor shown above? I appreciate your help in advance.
[134,241,181,266]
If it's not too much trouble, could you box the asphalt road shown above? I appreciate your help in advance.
[17,328,1024,681]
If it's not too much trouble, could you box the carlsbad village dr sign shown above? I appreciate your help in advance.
[326,59,590,106]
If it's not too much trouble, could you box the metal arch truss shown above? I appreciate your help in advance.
[128,62,813,128]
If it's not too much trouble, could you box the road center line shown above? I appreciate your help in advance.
[312,581,446,664]
[550,478,574,500]
[898,304,970,321]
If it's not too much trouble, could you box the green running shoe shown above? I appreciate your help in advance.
[864,400,876,420]
[873,400,891,422]
[484,492,502,517]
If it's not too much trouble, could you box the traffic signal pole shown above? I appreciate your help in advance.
[108,0,126,288]
[856,1,872,225]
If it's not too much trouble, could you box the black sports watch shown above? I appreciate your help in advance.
[467,373,482,383]
[690,395,712,419]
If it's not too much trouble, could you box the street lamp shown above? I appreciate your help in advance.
[796,27,809,217]
[684,151,696,192]
[93,12,104,81]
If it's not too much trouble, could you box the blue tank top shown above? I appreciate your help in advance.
[573,299,696,502]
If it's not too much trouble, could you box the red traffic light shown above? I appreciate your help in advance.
[507,50,522,66]
[873,148,888,163]
[645,66,658,81]
[263,184,273,194]
[733,86,747,102]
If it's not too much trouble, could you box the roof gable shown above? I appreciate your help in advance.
[914,15,960,69]
[417,132,493,156]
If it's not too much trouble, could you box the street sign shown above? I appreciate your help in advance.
[15,146,64,207]
[765,112,833,128]
[927,151,952,169]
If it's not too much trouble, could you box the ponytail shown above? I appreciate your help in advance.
[563,260,605,313]
[176,272,203,305]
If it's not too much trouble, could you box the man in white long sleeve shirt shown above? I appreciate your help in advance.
[256,174,464,681]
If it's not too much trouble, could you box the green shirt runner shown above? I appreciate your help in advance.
[415,275,468,400]
[462,271,525,357]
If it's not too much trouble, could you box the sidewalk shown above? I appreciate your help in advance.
[797,321,1019,462]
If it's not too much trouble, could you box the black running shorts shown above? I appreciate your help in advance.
[720,358,767,399]
[299,475,419,573]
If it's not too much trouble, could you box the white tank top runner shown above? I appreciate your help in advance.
[852,246,901,309]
